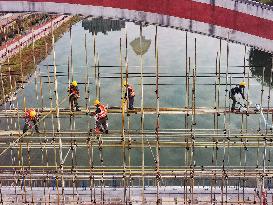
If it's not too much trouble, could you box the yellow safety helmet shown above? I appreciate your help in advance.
[123,81,128,87]
[29,110,36,118]
[93,99,100,106]
[239,81,247,87]
[71,81,78,87]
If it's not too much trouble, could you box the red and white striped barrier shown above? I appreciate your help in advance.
[0,15,71,62]
[0,0,272,52]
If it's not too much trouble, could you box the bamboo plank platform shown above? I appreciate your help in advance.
[0,106,270,117]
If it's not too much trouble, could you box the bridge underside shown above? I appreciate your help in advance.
[0,0,273,53]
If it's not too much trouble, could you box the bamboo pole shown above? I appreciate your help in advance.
[155,47,160,204]
[84,33,89,111]
[121,37,127,204]
[185,32,188,131]
[139,24,145,205]
[51,23,63,203]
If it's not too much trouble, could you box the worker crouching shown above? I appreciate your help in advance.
[68,81,80,111]
[90,99,109,134]
[123,81,135,110]
[23,109,40,134]
[230,81,247,112]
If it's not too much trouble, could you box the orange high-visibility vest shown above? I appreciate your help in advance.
[68,85,79,95]
[25,109,36,120]
[98,104,108,119]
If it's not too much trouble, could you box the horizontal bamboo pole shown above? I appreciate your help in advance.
[0,129,271,138]
[0,106,270,117]
[0,141,272,148]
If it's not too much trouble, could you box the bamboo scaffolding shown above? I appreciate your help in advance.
[0,23,272,205]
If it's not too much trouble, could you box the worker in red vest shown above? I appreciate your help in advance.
[90,99,109,134]
[123,81,135,110]
[23,109,39,134]
[68,80,80,111]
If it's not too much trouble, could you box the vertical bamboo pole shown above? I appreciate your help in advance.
[192,38,197,126]
[271,57,273,131]
[19,40,24,89]
[265,67,272,134]
[120,37,123,99]
[190,38,197,204]
[125,25,131,203]
[6,45,13,130]
[84,33,89,111]
[39,65,44,109]
[214,52,219,129]
[95,54,98,99]
[223,38,230,205]
[26,142,34,203]
[139,24,145,204]
[70,26,74,82]
[32,28,39,105]
[93,33,97,100]
[121,48,127,204]
[187,57,191,129]
[98,57,101,101]
[212,51,219,204]
[217,40,221,129]
[98,133,105,203]
[155,47,160,204]
[185,32,188,130]
[87,137,94,203]
[51,24,63,203]
[0,65,5,107]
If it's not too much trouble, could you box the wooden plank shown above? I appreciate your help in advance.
[0,106,269,117]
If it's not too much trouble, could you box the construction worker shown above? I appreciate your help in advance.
[90,99,109,134]
[123,81,135,110]
[23,109,39,134]
[230,81,247,112]
[68,80,80,111]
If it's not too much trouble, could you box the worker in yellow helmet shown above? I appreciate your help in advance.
[67,80,80,111]
[230,81,247,112]
[23,109,40,134]
[90,99,108,134]
[123,81,135,110]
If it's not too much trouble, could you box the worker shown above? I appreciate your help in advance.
[230,81,247,112]
[123,81,135,110]
[90,99,109,134]
[23,109,39,134]
[68,80,80,111]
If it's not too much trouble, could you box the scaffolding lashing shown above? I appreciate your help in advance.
[1,22,273,205]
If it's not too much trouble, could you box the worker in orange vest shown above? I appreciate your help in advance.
[123,81,135,110]
[23,109,40,134]
[67,80,80,111]
[90,99,109,134]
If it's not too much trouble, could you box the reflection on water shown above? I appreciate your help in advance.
[130,36,151,56]
[249,48,273,86]
[0,19,272,171]
[82,17,125,35]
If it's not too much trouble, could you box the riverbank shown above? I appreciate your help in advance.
[0,15,81,105]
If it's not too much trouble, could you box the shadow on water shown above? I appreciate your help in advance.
[249,48,273,86]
